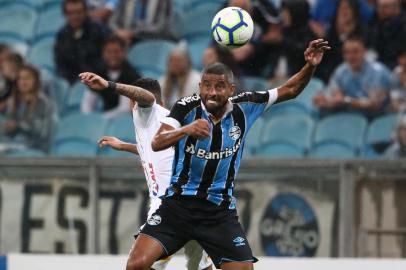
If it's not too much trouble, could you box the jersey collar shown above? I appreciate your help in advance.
[201,100,233,122]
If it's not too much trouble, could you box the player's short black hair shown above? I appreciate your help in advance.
[202,62,234,84]
[133,78,162,104]
[63,0,87,14]
[104,35,127,50]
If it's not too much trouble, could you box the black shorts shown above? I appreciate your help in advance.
[139,196,257,269]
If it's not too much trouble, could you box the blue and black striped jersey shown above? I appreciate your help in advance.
[162,89,278,209]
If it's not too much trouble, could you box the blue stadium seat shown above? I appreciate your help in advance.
[104,115,135,143]
[264,78,325,118]
[261,113,315,152]
[0,34,29,56]
[52,139,98,157]
[27,37,55,72]
[35,5,64,39]
[53,112,109,145]
[48,76,69,114]
[309,142,356,159]
[99,115,136,157]
[256,142,304,158]
[365,114,398,155]
[244,117,265,155]
[7,148,46,157]
[243,76,270,92]
[128,40,176,79]
[187,35,211,70]
[181,3,221,39]
[65,81,88,113]
[0,2,38,41]
[313,113,368,152]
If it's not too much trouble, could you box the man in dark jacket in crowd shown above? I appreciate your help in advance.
[55,0,110,84]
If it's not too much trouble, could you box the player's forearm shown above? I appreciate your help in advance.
[118,142,139,155]
[277,63,316,102]
[111,82,155,107]
[152,127,188,152]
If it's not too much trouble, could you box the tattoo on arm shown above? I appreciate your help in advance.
[115,83,155,107]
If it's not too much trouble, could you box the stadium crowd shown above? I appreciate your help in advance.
[0,0,405,158]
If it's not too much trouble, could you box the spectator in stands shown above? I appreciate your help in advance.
[159,41,200,109]
[229,0,283,77]
[55,0,110,84]
[384,114,406,158]
[112,0,174,44]
[281,0,317,76]
[313,36,392,119]
[81,35,140,118]
[316,0,366,82]
[390,48,406,113]
[1,65,53,152]
[87,0,118,23]
[0,53,23,114]
[367,0,406,69]
[202,44,244,93]
[310,0,373,37]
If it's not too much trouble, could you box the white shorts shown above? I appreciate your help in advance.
[146,198,212,270]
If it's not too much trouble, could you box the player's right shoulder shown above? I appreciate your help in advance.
[175,93,201,107]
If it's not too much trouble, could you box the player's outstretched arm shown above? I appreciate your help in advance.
[276,39,330,103]
[98,136,139,155]
[79,72,155,107]
[151,120,210,152]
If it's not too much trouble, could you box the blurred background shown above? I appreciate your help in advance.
[0,0,406,267]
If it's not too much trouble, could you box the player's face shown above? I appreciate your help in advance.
[200,73,235,115]
[65,2,87,29]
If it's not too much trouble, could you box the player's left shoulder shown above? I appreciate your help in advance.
[229,90,269,104]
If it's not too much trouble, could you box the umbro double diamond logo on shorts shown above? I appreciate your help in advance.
[147,214,162,226]
[233,236,246,247]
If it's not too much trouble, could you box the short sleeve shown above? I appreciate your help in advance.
[133,102,156,127]
[232,89,278,125]
[161,95,199,128]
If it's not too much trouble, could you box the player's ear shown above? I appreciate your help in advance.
[229,83,236,96]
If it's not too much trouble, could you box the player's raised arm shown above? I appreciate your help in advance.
[276,39,330,103]
[79,72,155,107]
[151,120,210,152]
[98,136,139,155]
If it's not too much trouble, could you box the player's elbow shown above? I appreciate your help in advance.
[151,136,163,152]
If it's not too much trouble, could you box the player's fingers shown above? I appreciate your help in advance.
[314,41,329,48]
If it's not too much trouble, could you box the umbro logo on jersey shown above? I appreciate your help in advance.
[229,125,241,140]
[233,236,246,247]
[147,214,162,226]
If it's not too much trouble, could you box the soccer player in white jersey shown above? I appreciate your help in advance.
[79,73,212,270]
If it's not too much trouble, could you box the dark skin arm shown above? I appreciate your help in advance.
[151,120,210,152]
[276,39,330,103]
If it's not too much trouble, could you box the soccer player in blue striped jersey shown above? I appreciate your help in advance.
[127,39,330,270]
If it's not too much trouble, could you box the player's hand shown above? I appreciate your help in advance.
[98,136,124,150]
[185,119,210,139]
[79,72,108,91]
[304,39,331,67]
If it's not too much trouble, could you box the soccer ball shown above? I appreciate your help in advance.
[211,7,254,48]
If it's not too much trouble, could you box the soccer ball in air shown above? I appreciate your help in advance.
[211,7,254,48]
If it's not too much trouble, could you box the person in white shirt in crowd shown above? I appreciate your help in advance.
[81,35,140,118]
[159,41,201,109]
[87,0,119,23]
[79,72,213,270]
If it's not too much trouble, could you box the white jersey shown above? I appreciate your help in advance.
[132,102,173,200]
